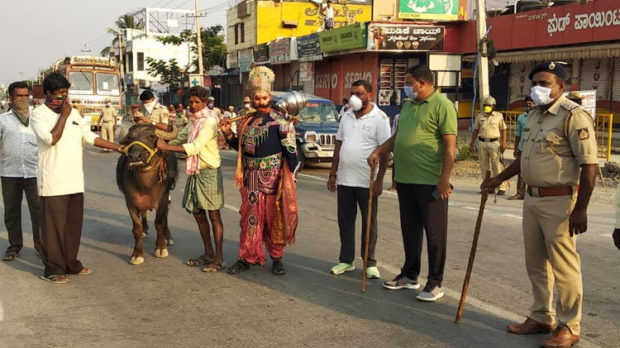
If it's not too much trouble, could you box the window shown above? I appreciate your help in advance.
[127,54,133,73]
[96,73,120,96]
[298,102,338,124]
[68,71,93,94]
[234,24,239,45]
[137,52,145,71]
[240,23,245,43]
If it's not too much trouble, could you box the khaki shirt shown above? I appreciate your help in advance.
[100,106,117,122]
[474,111,506,139]
[520,95,598,187]
[142,103,169,125]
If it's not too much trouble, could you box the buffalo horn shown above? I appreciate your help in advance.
[154,125,178,141]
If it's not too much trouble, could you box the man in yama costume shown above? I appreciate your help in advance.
[220,66,299,275]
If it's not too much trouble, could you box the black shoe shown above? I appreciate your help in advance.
[227,259,250,274]
[497,190,506,196]
[271,258,286,275]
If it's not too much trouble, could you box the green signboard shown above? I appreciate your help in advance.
[398,0,466,21]
[319,23,367,53]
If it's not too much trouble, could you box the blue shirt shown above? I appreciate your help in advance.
[0,110,38,178]
[515,112,527,151]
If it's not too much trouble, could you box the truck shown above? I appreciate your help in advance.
[272,92,340,169]
[34,56,123,130]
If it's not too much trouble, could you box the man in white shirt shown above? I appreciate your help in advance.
[321,0,339,30]
[327,79,391,279]
[30,73,123,284]
[0,82,41,261]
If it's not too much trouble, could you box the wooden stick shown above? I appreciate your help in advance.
[455,171,491,323]
[361,167,376,293]
[597,164,606,188]
[228,114,251,122]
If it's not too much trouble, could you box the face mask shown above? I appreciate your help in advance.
[244,103,250,109]
[530,86,554,106]
[484,106,493,113]
[105,103,110,107]
[207,104,214,109]
[143,101,156,113]
[349,95,363,111]
[12,98,30,111]
[403,86,417,99]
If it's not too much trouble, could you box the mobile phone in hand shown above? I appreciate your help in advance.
[432,184,454,200]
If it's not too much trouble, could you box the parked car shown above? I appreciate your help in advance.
[271,92,339,170]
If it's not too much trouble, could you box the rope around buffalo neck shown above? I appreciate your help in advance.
[123,140,159,164]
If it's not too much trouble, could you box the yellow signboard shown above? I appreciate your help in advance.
[256,2,371,44]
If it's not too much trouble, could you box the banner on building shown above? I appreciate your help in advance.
[269,38,291,64]
[368,23,444,51]
[254,43,270,65]
[299,62,314,82]
[564,90,596,118]
[319,23,367,53]
[398,0,466,21]
[297,33,322,62]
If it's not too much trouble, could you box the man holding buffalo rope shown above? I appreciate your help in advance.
[30,73,123,284]
[219,66,299,276]
[368,65,457,302]
[157,86,225,272]
[482,62,597,348]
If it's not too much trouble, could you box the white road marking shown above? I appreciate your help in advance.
[463,206,478,211]
[600,233,612,237]
[501,213,523,220]
[224,203,239,212]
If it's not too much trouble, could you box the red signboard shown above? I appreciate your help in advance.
[459,0,620,53]
[314,52,379,104]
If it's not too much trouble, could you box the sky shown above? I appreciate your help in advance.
[1,0,513,86]
[0,0,234,85]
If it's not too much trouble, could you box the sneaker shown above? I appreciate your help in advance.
[416,284,444,302]
[366,266,380,279]
[382,275,420,290]
[330,262,355,275]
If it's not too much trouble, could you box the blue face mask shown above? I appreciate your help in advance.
[403,86,417,99]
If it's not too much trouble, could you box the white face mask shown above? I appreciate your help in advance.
[349,95,363,111]
[244,103,250,109]
[530,86,554,106]
[144,100,156,113]
[105,103,110,107]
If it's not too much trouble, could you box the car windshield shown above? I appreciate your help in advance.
[96,73,120,96]
[298,102,338,124]
[68,71,93,94]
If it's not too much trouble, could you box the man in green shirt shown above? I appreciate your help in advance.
[368,65,457,302]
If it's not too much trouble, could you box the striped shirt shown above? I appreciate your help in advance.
[0,110,38,178]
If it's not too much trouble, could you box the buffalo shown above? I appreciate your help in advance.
[116,124,178,265]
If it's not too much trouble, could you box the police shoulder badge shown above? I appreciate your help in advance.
[577,127,589,140]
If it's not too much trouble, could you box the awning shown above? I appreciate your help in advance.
[463,43,620,63]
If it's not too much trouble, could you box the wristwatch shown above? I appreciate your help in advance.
[151,121,156,126]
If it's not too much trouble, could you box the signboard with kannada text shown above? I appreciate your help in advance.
[254,43,270,65]
[297,33,322,62]
[319,23,367,53]
[368,23,444,51]
[398,0,467,21]
[269,38,291,64]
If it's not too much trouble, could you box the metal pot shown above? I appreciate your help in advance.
[275,91,308,116]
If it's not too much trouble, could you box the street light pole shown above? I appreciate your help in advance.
[118,26,126,110]
[195,0,204,81]
[475,0,490,109]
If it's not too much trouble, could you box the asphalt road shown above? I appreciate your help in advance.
[0,148,618,347]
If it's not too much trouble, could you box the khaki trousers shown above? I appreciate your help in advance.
[477,141,505,190]
[101,122,114,143]
[522,193,582,335]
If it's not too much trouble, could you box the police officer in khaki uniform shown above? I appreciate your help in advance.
[238,96,255,117]
[470,95,507,194]
[137,90,169,131]
[483,62,597,348]
[98,98,118,150]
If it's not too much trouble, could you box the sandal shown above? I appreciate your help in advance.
[186,255,213,267]
[2,250,18,261]
[40,275,70,284]
[78,268,93,275]
[201,261,226,273]
[227,259,250,274]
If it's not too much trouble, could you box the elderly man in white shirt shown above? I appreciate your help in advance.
[0,82,41,261]
[30,73,122,284]
[327,80,391,279]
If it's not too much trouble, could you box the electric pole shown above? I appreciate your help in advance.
[195,0,205,81]
[118,27,126,109]
[475,0,490,109]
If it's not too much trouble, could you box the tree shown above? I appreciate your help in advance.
[145,58,185,87]
[100,13,144,56]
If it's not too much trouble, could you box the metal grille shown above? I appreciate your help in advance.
[319,134,336,148]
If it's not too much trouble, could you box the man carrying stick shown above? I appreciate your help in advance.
[327,80,390,279]
[482,62,597,348]
[368,65,457,302]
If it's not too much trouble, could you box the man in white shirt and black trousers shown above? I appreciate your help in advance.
[327,79,391,279]
[30,73,123,284]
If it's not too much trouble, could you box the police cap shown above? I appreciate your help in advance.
[528,61,567,81]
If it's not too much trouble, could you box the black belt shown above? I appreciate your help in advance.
[478,137,498,142]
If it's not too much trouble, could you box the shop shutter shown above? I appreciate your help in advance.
[579,58,611,103]
[508,61,536,107]
[612,57,620,113]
